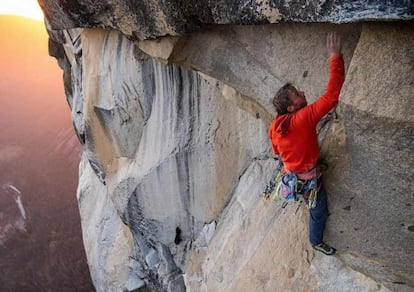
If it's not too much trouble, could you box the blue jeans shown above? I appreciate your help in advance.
[309,185,329,246]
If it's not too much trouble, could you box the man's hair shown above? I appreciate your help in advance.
[272,83,295,115]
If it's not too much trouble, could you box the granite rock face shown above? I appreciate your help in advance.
[39,0,413,39]
[41,1,414,291]
[322,22,414,280]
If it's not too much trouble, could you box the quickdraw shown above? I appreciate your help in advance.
[262,157,283,200]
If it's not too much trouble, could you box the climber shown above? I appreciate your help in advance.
[268,32,345,255]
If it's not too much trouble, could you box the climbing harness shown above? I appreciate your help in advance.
[261,156,320,209]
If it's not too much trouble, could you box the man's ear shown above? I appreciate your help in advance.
[287,105,295,113]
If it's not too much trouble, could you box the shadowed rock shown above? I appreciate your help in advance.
[39,0,413,39]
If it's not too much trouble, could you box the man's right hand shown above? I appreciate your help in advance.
[327,32,342,56]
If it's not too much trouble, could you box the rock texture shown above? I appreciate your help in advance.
[322,22,414,280]
[39,0,413,39]
[40,1,414,291]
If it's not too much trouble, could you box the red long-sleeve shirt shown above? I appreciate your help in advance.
[268,54,345,173]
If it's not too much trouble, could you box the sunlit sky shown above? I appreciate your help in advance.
[0,0,44,21]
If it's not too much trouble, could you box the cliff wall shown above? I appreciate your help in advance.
[40,1,413,291]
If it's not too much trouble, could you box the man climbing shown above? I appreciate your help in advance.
[268,32,344,255]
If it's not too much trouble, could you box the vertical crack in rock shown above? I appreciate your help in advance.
[124,169,187,291]
[119,59,207,291]
[140,59,156,124]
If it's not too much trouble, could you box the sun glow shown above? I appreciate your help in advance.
[0,0,44,21]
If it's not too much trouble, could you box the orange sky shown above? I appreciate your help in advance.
[0,2,64,109]
[0,14,89,290]
[0,0,44,21]
[0,15,69,146]
[0,16,62,95]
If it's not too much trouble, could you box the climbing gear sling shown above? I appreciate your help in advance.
[262,157,283,200]
[262,156,320,209]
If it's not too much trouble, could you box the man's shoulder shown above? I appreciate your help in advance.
[292,106,313,123]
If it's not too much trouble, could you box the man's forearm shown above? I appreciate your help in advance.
[326,54,345,100]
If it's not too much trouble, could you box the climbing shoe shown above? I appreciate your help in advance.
[312,242,336,255]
